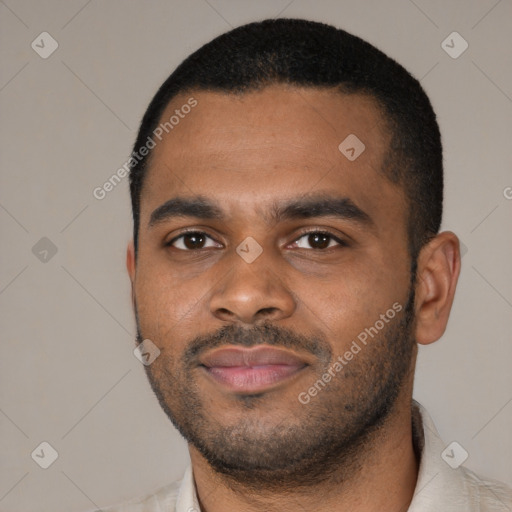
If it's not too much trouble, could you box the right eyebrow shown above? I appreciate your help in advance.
[148,196,224,227]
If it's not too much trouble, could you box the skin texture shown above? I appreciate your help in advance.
[126,85,461,512]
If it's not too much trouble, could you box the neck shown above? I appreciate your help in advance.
[189,396,420,512]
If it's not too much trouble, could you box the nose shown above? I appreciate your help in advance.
[209,249,296,326]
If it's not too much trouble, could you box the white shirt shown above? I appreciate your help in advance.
[100,401,512,511]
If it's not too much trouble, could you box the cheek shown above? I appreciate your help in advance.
[292,258,407,349]
[134,261,208,341]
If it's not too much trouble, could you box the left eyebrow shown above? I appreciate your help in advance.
[265,194,375,229]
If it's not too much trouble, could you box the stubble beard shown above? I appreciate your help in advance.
[137,286,416,490]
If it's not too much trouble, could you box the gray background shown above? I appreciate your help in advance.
[1,1,511,510]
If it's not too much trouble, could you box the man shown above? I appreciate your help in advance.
[106,18,511,511]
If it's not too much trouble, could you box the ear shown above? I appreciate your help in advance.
[126,240,136,307]
[414,231,461,345]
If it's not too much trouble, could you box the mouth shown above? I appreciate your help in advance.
[199,345,310,394]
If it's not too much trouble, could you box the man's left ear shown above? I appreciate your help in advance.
[414,231,461,345]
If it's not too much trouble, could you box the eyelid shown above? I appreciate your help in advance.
[288,228,348,249]
[165,229,223,249]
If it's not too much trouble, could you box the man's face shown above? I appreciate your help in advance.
[129,85,416,485]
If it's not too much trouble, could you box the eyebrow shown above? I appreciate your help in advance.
[149,196,224,226]
[269,194,373,228]
[148,193,374,229]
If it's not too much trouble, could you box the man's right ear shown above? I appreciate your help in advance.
[126,240,136,307]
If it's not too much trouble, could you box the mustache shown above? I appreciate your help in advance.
[182,322,333,367]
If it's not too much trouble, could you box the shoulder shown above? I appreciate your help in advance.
[412,401,512,511]
[458,466,512,511]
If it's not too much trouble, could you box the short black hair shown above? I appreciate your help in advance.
[129,18,442,261]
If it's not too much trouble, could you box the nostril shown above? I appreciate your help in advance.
[215,307,235,319]
[257,307,279,317]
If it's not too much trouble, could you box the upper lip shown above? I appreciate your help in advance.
[199,345,310,368]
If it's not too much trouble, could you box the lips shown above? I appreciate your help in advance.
[199,346,309,394]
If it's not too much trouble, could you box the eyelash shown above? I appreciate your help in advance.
[166,229,348,251]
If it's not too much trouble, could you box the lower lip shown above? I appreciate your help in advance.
[203,364,304,393]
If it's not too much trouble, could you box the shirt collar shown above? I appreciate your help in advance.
[176,464,200,512]
[408,400,474,511]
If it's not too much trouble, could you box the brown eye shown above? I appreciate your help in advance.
[308,233,331,249]
[169,232,220,251]
[292,231,345,250]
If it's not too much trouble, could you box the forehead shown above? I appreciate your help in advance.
[150,84,389,161]
[141,85,403,228]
